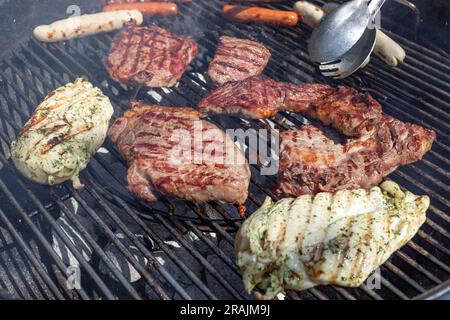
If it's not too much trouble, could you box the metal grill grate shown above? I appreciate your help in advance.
[0,0,448,300]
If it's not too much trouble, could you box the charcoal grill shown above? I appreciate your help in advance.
[0,0,448,300]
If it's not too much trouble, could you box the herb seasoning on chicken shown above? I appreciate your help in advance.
[11,78,114,188]
[236,181,430,299]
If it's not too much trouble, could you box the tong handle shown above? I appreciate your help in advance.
[368,0,387,17]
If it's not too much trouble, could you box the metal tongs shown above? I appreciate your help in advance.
[308,0,387,78]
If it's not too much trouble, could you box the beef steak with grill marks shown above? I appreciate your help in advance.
[198,76,382,138]
[207,36,271,86]
[276,116,436,196]
[108,102,251,205]
[104,25,198,88]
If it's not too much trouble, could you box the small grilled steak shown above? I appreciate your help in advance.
[207,36,271,86]
[276,116,436,197]
[199,76,382,137]
[109,102,251,204]
[199,76,336,119]
[105,25,198,88]
[199,76,286,118]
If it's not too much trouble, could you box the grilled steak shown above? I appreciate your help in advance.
[290,85,383,137]
[199,76,381,137]
[199,76,286,119]
[108,102,251,204]
[276,116,436,197]
[104,25,198,88]
[207,36,271,86]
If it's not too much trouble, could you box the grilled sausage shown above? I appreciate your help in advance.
[223,5,299,27]
[102,2,178,16]
[33,10,143,42]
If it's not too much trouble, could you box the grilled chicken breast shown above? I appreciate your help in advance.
[236,181,429,299]
[11,79,114,188]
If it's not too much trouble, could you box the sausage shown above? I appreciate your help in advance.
[293,1,325,28]
[33,10,143,42]
[102,0,190,4]
[293,1,406,67]
[223,5,299,27]
[103,2,178,16]
[373,29,406,66]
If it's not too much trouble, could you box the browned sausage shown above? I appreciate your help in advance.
[103,2,178,16]
[223,5,299,27]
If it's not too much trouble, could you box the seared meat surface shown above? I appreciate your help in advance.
[276,116,436,197]
[198,76,379,137]
[303,86,383,137]
[207,36,271,86]
[199,76,286,119]
[105,25,198,88]
[109,102,250,204]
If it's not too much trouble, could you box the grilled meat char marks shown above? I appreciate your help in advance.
[105,25,198,88]
[10,79,113,188]
[208,36,271,86]
[199,76,379,138]
[109,102,251,204]
[199,77,286,119]
[276,116,436,197]
[236,182,430,299]
[307,86,383,137]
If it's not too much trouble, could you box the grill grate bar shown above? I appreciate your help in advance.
[10,176,118,299]
[406,242,450,274]
[395,251,442,284]
[50,193,144,300]
[0,175,91,300]
[109,194,219,300]
[70,190,171,300]
[383,261,426,293]
[0,207,66,299]
[154,215,245,299]
[83,185,192,300]
[380,277,409,300]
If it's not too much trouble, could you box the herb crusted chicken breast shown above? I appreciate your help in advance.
[236,181,429,299]
[11,78,114,188]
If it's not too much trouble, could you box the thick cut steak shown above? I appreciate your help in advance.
[109,102,251,204]
[276,116,436,196]
[105,25,198,88]
[207,36,271,86]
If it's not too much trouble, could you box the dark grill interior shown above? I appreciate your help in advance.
[0,0,448,300]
